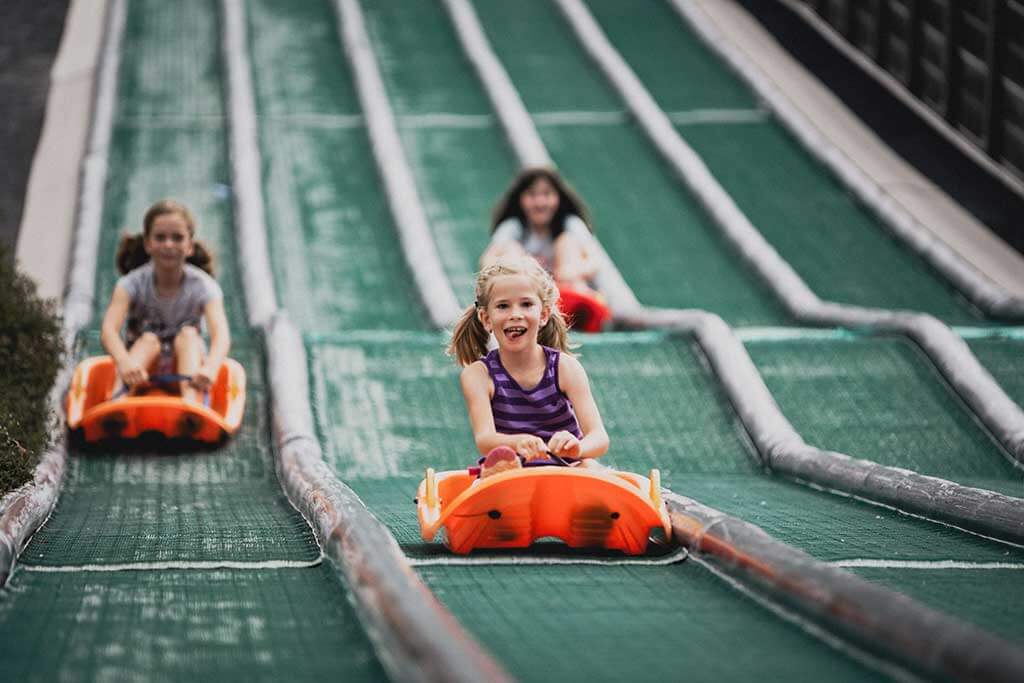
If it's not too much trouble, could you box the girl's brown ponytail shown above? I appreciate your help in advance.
[115,233,148,275]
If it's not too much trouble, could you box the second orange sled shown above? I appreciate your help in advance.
[65,355,246,445]
[416,462,671,555]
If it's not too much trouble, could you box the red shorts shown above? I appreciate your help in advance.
[557,283,612,333]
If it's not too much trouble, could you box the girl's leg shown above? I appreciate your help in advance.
[173,326,204,403]
[553,233,611,332]
[552,232,591,289]
[115,332,162,396]
[479,446,521,478]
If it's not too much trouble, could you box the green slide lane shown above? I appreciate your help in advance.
[584,0,983,324]
[245,0,937,677]
[310,335,880,680]
[361,0,515,303]
[0,1,383,679]
[968,337,1024,408]
[0,565,382,682]
[248,0,426,332]
[309,334,1024,665]
[471,0,790,325]
[744,334,1024,495]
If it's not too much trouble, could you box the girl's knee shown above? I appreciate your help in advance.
[132,332,161,355]
[174,326,200,348]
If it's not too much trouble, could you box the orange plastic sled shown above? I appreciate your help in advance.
[416,465,671,555]
[65,355,246,445]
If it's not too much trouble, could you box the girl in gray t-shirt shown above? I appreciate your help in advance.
[100,199,230,404]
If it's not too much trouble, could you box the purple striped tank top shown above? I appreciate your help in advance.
[484,346,582,441]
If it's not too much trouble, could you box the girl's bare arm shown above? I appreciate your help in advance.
[200,297,230,381]
[100,286,148,385]
[552,232,599,284]
[557,354,609,459]
[460,362,547,458]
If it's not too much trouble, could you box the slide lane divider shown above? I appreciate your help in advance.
[553,0,1024,466]
[333,0,461,329]
[441,0,1024,543]
[0,0,127,586]
[221,2,511,681]
[221,0,277,327]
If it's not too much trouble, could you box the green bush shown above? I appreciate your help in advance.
[0,249,63,497]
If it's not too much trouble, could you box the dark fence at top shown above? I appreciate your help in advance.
[793,0,1024,186]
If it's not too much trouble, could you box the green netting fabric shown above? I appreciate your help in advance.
[969,338,1024,407]
[744,335,1022,481]
[364,0,495,116]
[45,340,321,565]
[418,562,878,681]
[249,0,426,333]
[360,0,519,302]
[308,329,1024,651]
[22,478,319,566]
[366,4,511,298]
[309,331,1023,541]
[670,474,1024,564]
[585,0,760,112]
[681,123,980,322]
[540,125,792,322]
[0,565,384,681]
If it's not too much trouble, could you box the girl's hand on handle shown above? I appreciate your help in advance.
[190,365,214,392]
[514,435,548,461]
[117,358,148,388]
[548,431,581,458]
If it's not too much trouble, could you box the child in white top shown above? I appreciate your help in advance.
[481,167,611,332]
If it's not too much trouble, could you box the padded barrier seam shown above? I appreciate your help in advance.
[685,556,917,683]
[221,0,277,327]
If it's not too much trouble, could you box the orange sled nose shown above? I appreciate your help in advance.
[417,467,670,555]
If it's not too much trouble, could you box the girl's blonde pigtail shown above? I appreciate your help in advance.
[447,304,491,367]
[539,308,572,354]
